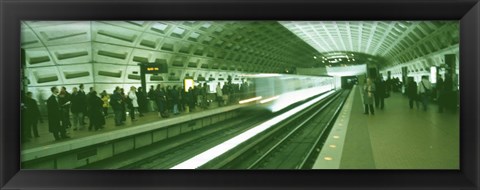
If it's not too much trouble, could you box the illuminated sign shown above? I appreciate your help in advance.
[142,63,168,74]
[184,79,194,92]
[147,67,159,71]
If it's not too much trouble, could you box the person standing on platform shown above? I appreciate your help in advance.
[47,87,70,141]
[86,87,96,131]
[374,77,386,110]
[110,87,124,126]
[58,90,71,131]
[165,85,173,113]
[187,87,195,112]
[178,86,186,112]
[24,92,41,139]
[78,84,87,126]
[436,76,446,113]
[88,91,105,131]
[155,84,167,118]
[216,82,223,107]
[137,86,147,115]
[363,78,376,115]
[418,75,432,111]
[100,90,110,117]
[120,88,127,122]
[443,73,455,113]
[406,78,419,109]
[222,83,229,105]
[148,85,156,112]
[71,87,84,130]
[128,86,143,121]
[171,86,180,115]
[59,87,72,129]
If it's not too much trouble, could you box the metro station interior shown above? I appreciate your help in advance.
[20,21,459,169]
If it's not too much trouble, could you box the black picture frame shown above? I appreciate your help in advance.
[1,0,479,189]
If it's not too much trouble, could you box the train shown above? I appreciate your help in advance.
[239,74,335,112]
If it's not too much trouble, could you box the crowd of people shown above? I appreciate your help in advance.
[362,74,458,116]
[21,81,253,142]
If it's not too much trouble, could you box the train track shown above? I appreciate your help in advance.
[80,91,340,169]
[80,110,273,169]
[200,90,349,169]
[126,112,272,169]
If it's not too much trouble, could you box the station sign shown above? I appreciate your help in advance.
[142,63,168,74]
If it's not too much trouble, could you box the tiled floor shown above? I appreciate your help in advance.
[22,102,232,150]
[340,86,459,169]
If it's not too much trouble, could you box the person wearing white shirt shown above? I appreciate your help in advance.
[417,75,432,111]
[128,86,143,121]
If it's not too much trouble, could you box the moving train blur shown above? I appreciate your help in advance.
[240,74,334,112]
[20,21,459,170]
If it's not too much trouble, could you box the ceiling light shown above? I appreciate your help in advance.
[313,56,317,59]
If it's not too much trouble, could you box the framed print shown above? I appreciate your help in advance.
[1,0,479,189]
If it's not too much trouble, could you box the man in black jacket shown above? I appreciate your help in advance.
[78,84,87,126]
[24,91,41,139]
[47,87,70,141]
[148,85,156,112]
[374,77,386,110]
[110,88,124,126]
[70,87,84,130]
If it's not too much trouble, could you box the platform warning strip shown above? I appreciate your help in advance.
[312,86,356,169]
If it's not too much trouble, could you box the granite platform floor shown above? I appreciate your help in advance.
[339,86,459,169]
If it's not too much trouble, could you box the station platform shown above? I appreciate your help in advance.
[23,102,238,149]
[314,85,459,169]
[21,101,248,168]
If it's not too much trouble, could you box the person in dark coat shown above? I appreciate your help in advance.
[186,87,195,112]
[88,91,105,131]
[47,87,70,141]
[78,84,87,125]
[70,87,84,130]
[86,87,96,130]
[165,85,173,113]
[406,78,419,109]
[374,78,386,110]
[24,91,41,139]
[156,84,168,118]
[179,86,186,112]
[436,76,446,113]
[59,87,72,128]
[58,90,71,130]
[110,87,124,126]
[148,85,156,112]
[137,86,148,114]
[171,86,180,115]
[120,88,127,122]
[443,74,455,112]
